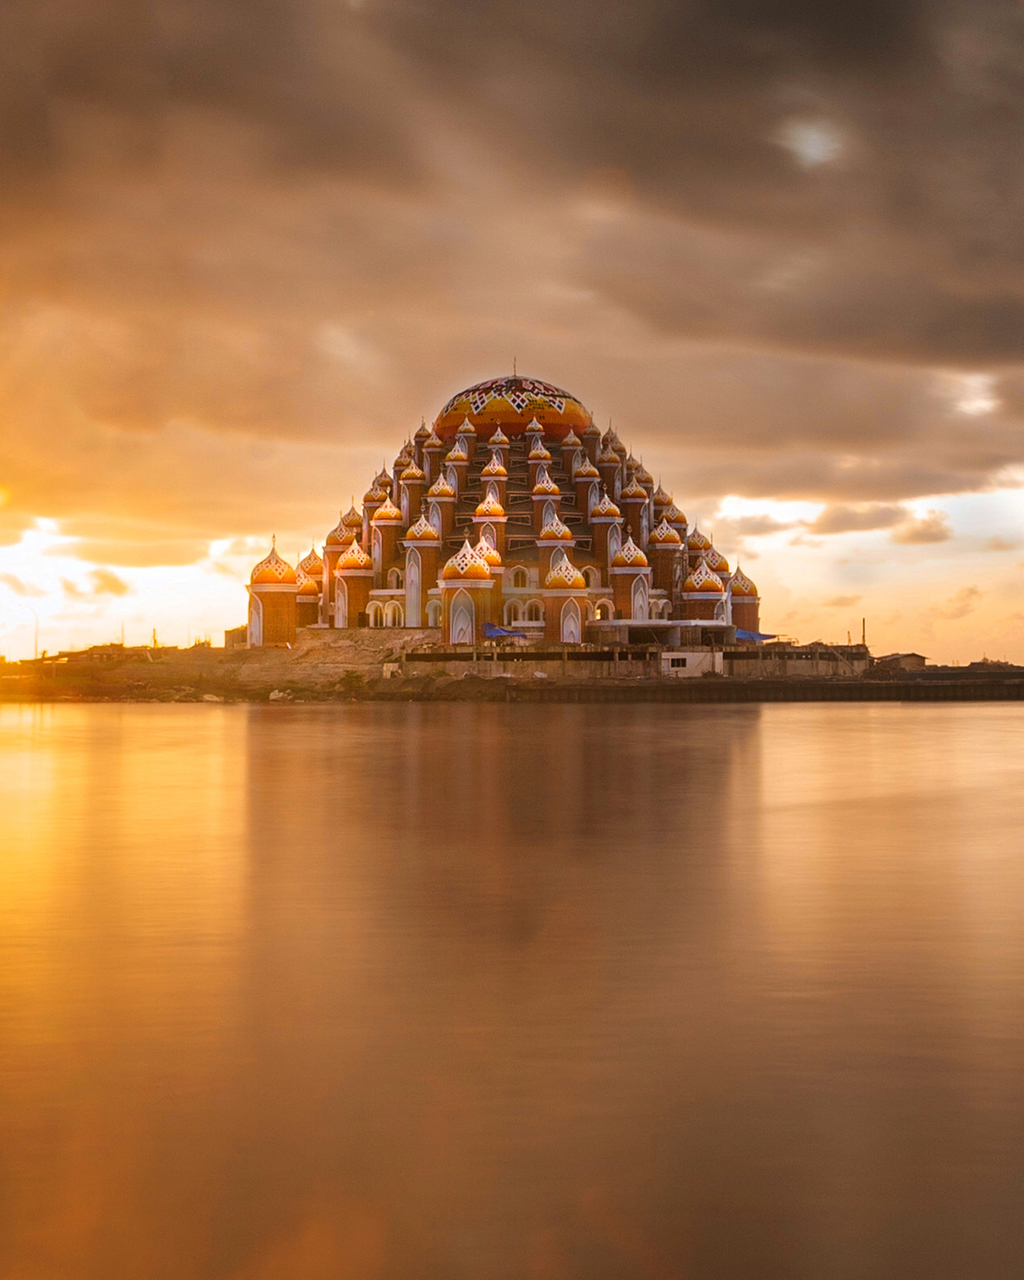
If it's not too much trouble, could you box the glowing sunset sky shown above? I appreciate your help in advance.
[1,0,1023,662]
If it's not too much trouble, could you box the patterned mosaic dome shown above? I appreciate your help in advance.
[251,540,296,585]
[434,376,593,442]
[442,540,491,581]
[730,566,758,597]
[684,559,725,593]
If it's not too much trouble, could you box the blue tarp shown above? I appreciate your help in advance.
[735,629,777,642]
[482,622,528,639]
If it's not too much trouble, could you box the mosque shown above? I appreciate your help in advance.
[245,375,761,648]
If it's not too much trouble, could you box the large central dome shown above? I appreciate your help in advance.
[433,375,593,442]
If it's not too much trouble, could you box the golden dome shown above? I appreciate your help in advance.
[481,450,508,477]
[337,540,372,570]
[427,474,456,498]
[424,427,443,448]
[342,505,363,529]
[687,526,711,551]
[251,540,296,585]
[684,559,724,593]
[363,483,388,504]
[611,537,648,568]
[562,429,582,447]
[442,539,491,581]
[528,439,552,461]
[532,466,560,495]
[371,497,402,522]
[433,375,593,442]
[400,462,425,482]
[583,421,602,438]
[621,477,647,500]
[573,459,600,480]
[598,443,619,464]
[325,511,349,546]
[475,491,506,517]
[414,419,430,441]
[538,514,574,542]
[489,426,508,446]
[296,566,320,596]
[705,546,730,575]
[475,535,502,566]
[665,503,687,525]
[455,417,477,437]
[446,438,469,462]
[545,558,586,590]
[648,519,682,545]
[591,492,621,518]
[298,546,324,578]
[405,514,440,541]
[653,484,672,505]
[730,566,758,597]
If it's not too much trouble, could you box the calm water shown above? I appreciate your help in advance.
[2,702,1023,1279]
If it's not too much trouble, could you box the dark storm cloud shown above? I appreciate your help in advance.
[1,0,1023,543]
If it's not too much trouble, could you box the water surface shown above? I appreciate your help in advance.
[2,703,1023,1279]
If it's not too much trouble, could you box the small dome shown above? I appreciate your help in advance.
[653,484,672,505]
[405,514,440,541]
[525,416,545,434]
[342,505,363,529]
[446,438,469,462]
[296,566,320,596]
[427,474,456,497]
[591,492,621,518]
[562,429,581,447]
[665,503,687,526]
[475,491,505,517]
[337,540,372,570]
[326,512,349,546]
[475,535,502,567]
[545,559,586,590]
[414,419,431,441]
[687,526,711,551]
[684,559,724,593]
[621,477,648,500]
[730,566,758,597]
[299,546,324,578]
[481,451,508,477]
[489,426,508,445]
[400,462,425,482]
[648,519,682,546]
[598,444,619,464]
[705,546,730,575]
[584,421,602,438]
[371,497,402,522]
[251,540,296,585]
[539,514,574,542]
[573,459,600,479]
[442,539,491,581]
[611,537,648,568]
[374,468,390,488]
[424,427,444,448]
[532,465,560,495]
[455,417,477,436]
[528,439,552,461]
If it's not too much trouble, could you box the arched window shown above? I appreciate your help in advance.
[560,599,582,644]
[247,595,263,648]
[480,522,496,548]
[543,500,556,526]
[405,548,421,627]
[450,589,474,645]
[367,603,384,628]
[631,576,649,621]
[426,599,442,628]
[446,465,458,490]
[387,567,404,590]
[372,527,382,577]
[608,524,622,565]
[384,601,404,628]
[510,566,528,589]
[428,501,442,537]
[583,566,600,589]
[640,506,649,546]
[526,599,543,622]
[504,599,524,625]
[595,599,613,621]
[335,579,348,628]
[588,481,599,516]
[401,488,409,524]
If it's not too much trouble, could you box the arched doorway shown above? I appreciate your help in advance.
[560,599,582,644]
[450,590,474,644]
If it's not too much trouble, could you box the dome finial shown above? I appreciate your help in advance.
[271,534,276,549]
[513,355,517,376]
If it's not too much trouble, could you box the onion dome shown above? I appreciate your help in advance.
[625,452,639,471]
[583,421,602,438]
[251,540,296,585]
[573,458,600,479]
[528,438,552,461]
[705,546,730,575]
[591,492,621,518]
[481,450,507,477]
[562,429,581,447]
[434,377,592,442]
[425,426,443,447]
[400,461,425,482]
[326,511,349,545]
[405,514,440,541]
[601,428,614,448]
[665,504,687,527]
[475,491,506,517]
[446,437,469,462]
[371,496,402,522]
[684,559,724,593]
[611,536,648,568]
[611,434,627,459]
[488,426,508,446]
[687,526,711,552]
[337,539,372,570]
[393,454,410,474]
[532,466,561,496]
[730,566,758,597]
[362,485,381,505]
[427,473,456,497]
[374,467,391,487]
[414,419,430,442]
[648,519,682,546]
[474,534,502,567]
[635,462,653,485]
[342,505,363,531]
[539,514,574,542]
[525,416,544,433]
[296,566,320,596]
[298,546,324,579]
[621,476,648,499]
[598,443,620,464]
[545,559,586,590]
[442,539,491,581]
[653,484,672,506]
[455,416,477,436]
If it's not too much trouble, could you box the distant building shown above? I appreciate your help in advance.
[245,375,763,648]
[874,653,928,673]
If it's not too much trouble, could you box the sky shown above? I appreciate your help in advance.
[1,0,1023,662]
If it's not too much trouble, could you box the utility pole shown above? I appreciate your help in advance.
[861,617,866,647]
